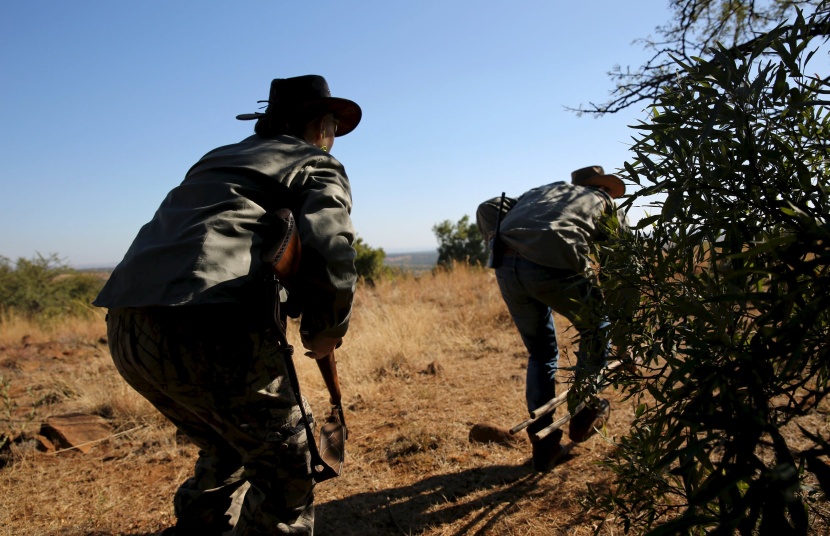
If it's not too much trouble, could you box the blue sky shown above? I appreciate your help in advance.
[1,1,671,267]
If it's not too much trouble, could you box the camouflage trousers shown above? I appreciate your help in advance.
[106,306,315,535]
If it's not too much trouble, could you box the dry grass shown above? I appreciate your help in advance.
[0,266,689,534]
[0,308,105,348]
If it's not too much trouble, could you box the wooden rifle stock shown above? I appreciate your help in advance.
[262,208,302,287]
[261,209,343,408]
[260,208,348,481]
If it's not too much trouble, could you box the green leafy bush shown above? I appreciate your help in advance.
[353,236,387,281]
[0,254,104,320]
[432,215,487,267]
[597,11,830,534]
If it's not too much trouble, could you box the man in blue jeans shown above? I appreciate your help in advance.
[476,165,628,471]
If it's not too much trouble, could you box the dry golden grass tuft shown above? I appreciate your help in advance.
[0,308,105,348]
[7,264,822,534]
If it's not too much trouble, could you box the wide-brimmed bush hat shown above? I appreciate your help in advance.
[571,165,626,199]
[236,75,362,136]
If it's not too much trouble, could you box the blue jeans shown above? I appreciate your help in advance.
[495,254,609,431]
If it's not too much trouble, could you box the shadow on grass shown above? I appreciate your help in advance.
[120,464,559,536]
[316,463,544,536]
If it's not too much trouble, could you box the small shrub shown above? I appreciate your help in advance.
[353,236,387,281]
[0,254,104,321]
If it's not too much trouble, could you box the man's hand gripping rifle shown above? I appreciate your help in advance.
[261,208,347,483]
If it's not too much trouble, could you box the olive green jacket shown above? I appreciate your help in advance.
[94,134,357,339]
[476,182,626,276]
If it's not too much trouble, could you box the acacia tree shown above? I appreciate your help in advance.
[574,0,825,116]
[591,7,830,533]
[432,215,487,267]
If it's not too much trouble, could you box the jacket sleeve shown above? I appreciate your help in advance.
[289,157,357,340]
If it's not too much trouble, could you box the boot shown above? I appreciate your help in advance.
[531,428,564,472]
[568,398,610,443]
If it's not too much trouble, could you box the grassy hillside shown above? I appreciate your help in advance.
[2,264,826,535]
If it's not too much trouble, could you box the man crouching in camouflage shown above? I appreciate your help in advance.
[93,75,361,535]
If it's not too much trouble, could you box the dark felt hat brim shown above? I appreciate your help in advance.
[236,97,362,137]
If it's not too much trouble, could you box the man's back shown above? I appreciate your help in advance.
[481,181,614,274]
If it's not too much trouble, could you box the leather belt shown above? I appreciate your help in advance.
[502,244,521,256]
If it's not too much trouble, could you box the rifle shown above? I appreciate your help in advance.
[487,192,507,269]
[261,208,347,482]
